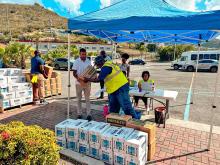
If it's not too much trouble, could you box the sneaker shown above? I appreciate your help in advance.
[97,96,104,99]
[40,99,49,105]
[86,115,92,121]
[77,115,83,119]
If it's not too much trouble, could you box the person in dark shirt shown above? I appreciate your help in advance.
[84,56,139,119]
[31,50,48,104]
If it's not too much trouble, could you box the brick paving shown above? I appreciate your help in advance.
[0,101,220,165]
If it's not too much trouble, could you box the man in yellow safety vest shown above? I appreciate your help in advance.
[84,56,139,119]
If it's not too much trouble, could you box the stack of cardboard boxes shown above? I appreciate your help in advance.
[55,119,149,165]
[0,68,33,112]
[25,69,62,98]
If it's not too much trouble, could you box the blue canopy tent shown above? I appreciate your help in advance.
[66,0,220,154]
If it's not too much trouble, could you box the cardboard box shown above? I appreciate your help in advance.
[24,73,31,83]
[51,89,57,95]
[125,130,148,159]
[44,65,53,79]
[126,153,146,165]
[8,84,20,92]
[0,85,8,93]
[0,69,9,76]
[0,92,15,100]
[89,144,100,159]
[0,76,8,86]
[56,77,62,85]
[114,152,126,165]
[50,78,56,85]
[52,71,61,78]
[79,121,100,144]
[51,84,57,91]
[100,149,114,165]
[89,122,110,147]
[16,91,27,98]
[8,68,22,76]
[10,98,22,107]
[26,89,33,97]
[45,91,52,97]
[101,126,121,152]
[22,96,33,104]
[55,119,77,140]
[20,83,32,90]
[0,99,10,109]
[66,139,79,152]
[79,142,89,155]
[44,79,51,91]
[39,87,45,98]
[57,88,62,94]
[113,127,134,153]
[148,139,156,161]
[66,119,88,140]
[126,119,156,144]
[7,76,20,84]
[106,113,132,127]
[57,138,66,148]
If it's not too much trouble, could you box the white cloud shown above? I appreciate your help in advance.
[167,0,198,11]
[99,0,121,9]
[205,0,220,10]
[0,0,42,5]
[54,0,84,16]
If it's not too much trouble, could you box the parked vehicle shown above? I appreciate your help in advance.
[53,58,74,70]
[182,59,219,73]
[171,51,220,70]
[128,59,145,65]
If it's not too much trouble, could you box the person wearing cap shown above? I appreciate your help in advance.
[31,50,48,105]
[84,56,139,119]
[98,50,111,99]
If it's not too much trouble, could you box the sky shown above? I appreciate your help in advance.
[0,0,220,18]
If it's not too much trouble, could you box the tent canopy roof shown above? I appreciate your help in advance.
[68,0,220,31]
[68,0,220,44]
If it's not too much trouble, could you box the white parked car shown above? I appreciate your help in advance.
[171,51,220,70]
[182,59,219,73]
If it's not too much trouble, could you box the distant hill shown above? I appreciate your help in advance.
[0,3,67,37]
[202,39,220,49]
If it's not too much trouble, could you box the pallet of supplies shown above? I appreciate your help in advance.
[125,130,148,165]
[148,139,156,161]
[0,69,9,76]
[101,126,120,152]
[112,127,134,154]
[89,122,111,147]
[79,142,90,155]
[106,113,132,127]
[89,144,100,159]
[126,119,156,145]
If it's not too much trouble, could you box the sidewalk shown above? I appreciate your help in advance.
[0,100,219,165]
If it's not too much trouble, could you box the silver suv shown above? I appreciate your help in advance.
[182,59,219,73]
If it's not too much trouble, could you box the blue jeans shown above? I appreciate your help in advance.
[109,85,138,119]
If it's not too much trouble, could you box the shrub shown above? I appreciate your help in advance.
[0,121,60,165]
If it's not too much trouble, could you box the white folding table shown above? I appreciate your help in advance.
[129,88,178,127]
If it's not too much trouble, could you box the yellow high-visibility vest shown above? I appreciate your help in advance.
[103,61,128,94]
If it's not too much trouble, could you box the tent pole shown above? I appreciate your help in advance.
[191,43,200,104]
[174,43,177,60]
[67,31,71,119]
[207,59,220,150]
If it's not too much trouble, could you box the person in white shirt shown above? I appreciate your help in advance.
[72,48,92,121]
[97,50,111,99]
[120,53,130,78]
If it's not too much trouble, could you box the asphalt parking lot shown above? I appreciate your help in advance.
[57,62,220,126]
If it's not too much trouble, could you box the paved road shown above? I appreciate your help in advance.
[55,62,220,126]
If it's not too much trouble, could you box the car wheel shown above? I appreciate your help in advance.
[55,64,60,70]
[210,66,218,73]
[187,66,194,72]
[174,65,179,70]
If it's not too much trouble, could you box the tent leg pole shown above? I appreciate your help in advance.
[191,43,200,104]
[207,60,220,150]
[174,43,176,60]
[67,32,71,119]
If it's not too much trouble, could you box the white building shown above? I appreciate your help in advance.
[17,41,114,54]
